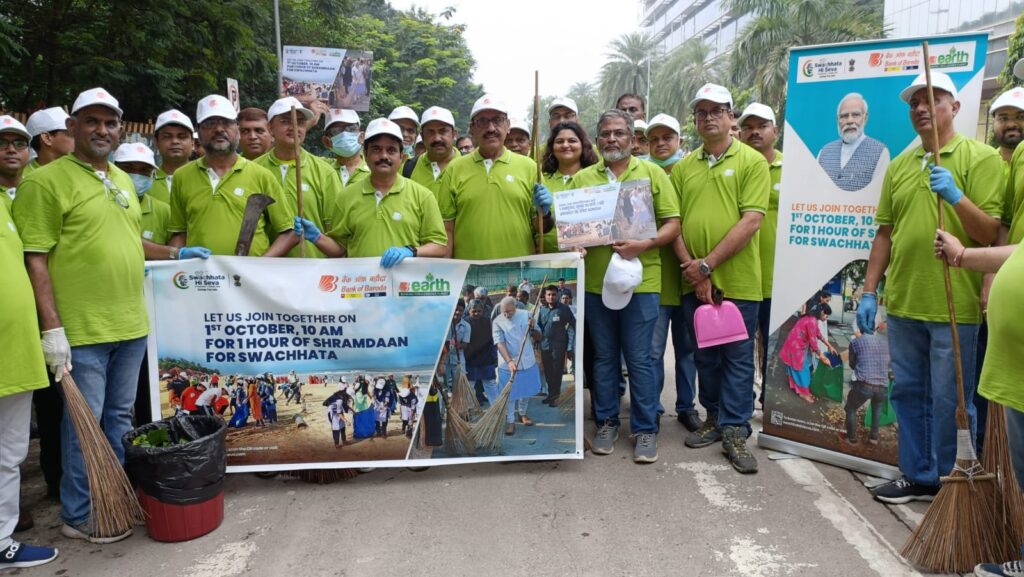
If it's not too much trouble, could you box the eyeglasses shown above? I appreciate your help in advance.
[471,115,507,129]
[597,130,630,140]
[199,118,236,130]
[693,107,729,121]
[0,138,29,151]
[549,112,577,122]
[99,175,130,209]
[326,124,360,137]
[995,112,1024,123]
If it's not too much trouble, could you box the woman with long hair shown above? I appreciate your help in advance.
[540,121,598,253]
[779,305,834,403]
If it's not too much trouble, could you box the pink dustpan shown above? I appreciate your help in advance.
[693,289,748,349]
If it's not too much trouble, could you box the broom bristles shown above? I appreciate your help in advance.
[284,468,359,484]
[61,374,146,536]
[444,402,475,456]
[450,367,480,419]
[981,403,1024,545]
[471,382,512,454]
[557,384,575,414]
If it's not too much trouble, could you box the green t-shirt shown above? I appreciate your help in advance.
[168,155,294,256]
[329,156,370,189]
[2,187,13,212]
[327,175,447,258]
[14,155,149,346]
[0,200,49,396]
[438,148,540,260]
[408,149,460,203]
[671,139,769,302]
[651,161,683,306]
[542,170,582,254]
[254,148,342,258]
[150,167,172,204]
[140,193,170,245]
[876,134,1004,324]
[574,156,679,295]
[979,242,1024,412]
[760,151,783,298]
[1005,143,1024,244]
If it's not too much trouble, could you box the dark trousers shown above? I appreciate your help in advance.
[32,384,64,495]
[134,350,153,426]
[542,348,566,402]
[844,380,887,440]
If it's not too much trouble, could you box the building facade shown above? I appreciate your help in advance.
[640,0,753,61]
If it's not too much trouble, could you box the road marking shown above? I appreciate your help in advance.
[186,541,257,577]
[729,537,817,577]
[896,504,923,527]
[675,462,761,512]
[777,458,923,577]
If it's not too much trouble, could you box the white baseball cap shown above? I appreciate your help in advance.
[196,94,237,124]
[738,103,776,126]
[363,118,403,143]
[71,87,122,117]
[470,94,509,119]
[0,116,30,140]
[633,119,648,133]
[420,106,455,128]
[548,97,578,115]
[646,113,680,136]
[267,96,313,122]
[113,142,157,169]
[509,118,531,138]
[990,87,1024,115]
[899,72,958,104]
[25,107,70,137]
[325,108,360,129]
[1014,58,1024,80]
[601,253,643,310]
[155,109,195,133]
[388,105,419,126]
[689,83,733,109]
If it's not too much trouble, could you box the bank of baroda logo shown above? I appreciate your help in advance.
[398,272,450,296]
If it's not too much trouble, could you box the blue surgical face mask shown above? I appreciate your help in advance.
[649,149,683,168]
[129,173,154,196]
[330,131,361,158]
[404,143,415,157]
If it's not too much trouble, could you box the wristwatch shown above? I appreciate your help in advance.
[405,245,418,257]
[698,258,713,277]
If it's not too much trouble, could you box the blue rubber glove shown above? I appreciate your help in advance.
[857,293,877,335]
[294,216,321,242]
[380,246,414,268]
[179,246,212,259]
[928,165,963,206]
[533,183,552,216]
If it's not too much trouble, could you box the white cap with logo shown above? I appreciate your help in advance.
[26,107,70,137]
[325,109,360,129]
[420,106,455,128]
[155,109,195,133]
[738,103,776,126]
[899,72,958,104]
[71,87,123,117]
[113,142,158,169]
[645,113,680,136]
[0,116,30,140]
[509,118,531,138]
[689,83,733,109]
[602,253,643,310]
[364,118,404,143]
[990,87,1024,115]
[548,97,578,115]
[196,95,237,124]
[470,94,509,119]
[633,119,648,133]
[267,97,314,122]
[388,105,419,126]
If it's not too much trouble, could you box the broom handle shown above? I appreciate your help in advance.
[922,41,966,413]
[291,105,306,258]
[534,71,544,254]
[509,274,549,375]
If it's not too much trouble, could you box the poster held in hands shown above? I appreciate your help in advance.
[280,45,373,112]
[552,179,657,249]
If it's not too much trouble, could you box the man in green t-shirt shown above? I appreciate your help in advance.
[322,108,369,188]
[168,95,296,257]
[149,109,195,204]
[388,105,419,160]
[407,106,459,201]
[858,72,1004,504]
[672,84,770,475]
[14,88,149,544]
[505,118,532,157]
[294,118,447,265]
[438,94,553,260]
[573,108,681,464]
[24,107,73,178]
[738,102,783,408]
[0,117,31,211]
[238,108,272,161]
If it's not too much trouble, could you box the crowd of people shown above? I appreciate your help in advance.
[1,56,1023,576]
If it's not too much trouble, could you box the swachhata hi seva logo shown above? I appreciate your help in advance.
[398,272,451,296]
[172,271,189,290]
[171,270,227,292]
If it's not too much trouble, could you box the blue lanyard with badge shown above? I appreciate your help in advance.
[98,172,130,209]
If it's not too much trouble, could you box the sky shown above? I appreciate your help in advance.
[387,0,644,118]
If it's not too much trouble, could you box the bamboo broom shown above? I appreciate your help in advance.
[450,364,480,419]
[981,403,1024,546]
[899,41,1018,573]
[60,374,145,536]
[533,70,544,255]
[444,399,475,456]
[291,105,306,258]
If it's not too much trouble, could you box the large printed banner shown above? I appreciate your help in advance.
[280,45,372,111]
[146,255,584,472]
[758,33,987,477]
[552,180,658,249]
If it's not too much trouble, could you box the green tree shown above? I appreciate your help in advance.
[567,81,600,138]
[650,38,719,124]
[999,12,1024,89]
[598,32,657,110]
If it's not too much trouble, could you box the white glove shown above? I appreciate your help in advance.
[41,327,72,382]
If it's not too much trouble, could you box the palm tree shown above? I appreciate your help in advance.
[726,0,885,122]
[650,38,719,122]
[598,32,657,109]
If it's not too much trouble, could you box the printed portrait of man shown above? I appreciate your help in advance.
[816,93,889,192]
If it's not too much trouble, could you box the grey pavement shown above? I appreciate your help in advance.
[14,339,965,577]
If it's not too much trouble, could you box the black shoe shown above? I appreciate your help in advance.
[677,411,703,432]
[871,477,939,504]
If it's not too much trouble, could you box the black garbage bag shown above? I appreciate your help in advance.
[123,415,227,505]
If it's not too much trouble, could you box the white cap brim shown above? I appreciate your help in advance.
[1014,58,1024,80]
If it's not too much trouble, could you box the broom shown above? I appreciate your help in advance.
[60,374,145,535]
[284,467,359,484]
[981,402,1024,546]
[533,70,544,255]
[291,105,306,258]
[557,383,576,414]
[444,399,476,456]
[900,41,1018,573]
[450,364,480,419]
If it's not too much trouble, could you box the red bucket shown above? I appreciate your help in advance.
[137,488,224,542]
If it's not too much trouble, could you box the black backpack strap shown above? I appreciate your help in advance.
[402,155,420,178]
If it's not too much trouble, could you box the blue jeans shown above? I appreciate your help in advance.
[651,304,697,415]
[1005,405,1024,496]
[681,294,760,436]
[585,292,660,434]
[60,337,148,526]
[887,315,978,487]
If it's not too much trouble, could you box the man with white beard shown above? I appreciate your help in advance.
[816,93,889,192]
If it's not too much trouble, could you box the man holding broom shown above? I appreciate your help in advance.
[13,88,149,543]
[858,72,1004,504]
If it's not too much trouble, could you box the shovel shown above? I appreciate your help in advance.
[693,286,749,349]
